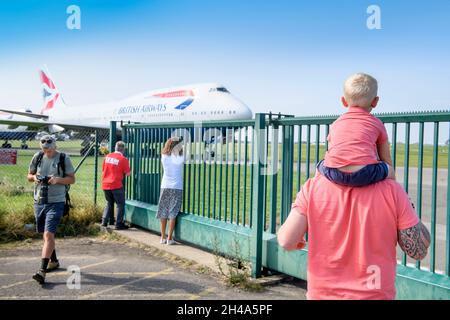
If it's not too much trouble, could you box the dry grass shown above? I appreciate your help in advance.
[0,182,103,243]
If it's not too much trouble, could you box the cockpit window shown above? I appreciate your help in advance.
[210,87,230,93]
[216,87,229,93]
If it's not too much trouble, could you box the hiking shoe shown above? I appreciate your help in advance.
[32,269,46,284]
[47,260,60,272]
[115,224,129,230]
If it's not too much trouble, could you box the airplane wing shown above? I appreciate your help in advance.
[0,108,48,120]
[0,118,45,129]
[0,107,108,131]
[0,118,108,131]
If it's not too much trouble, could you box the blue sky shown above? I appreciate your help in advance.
[1,0,449,124]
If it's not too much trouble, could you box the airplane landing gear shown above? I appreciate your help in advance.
[1,140,12,148]
[20,139,28,149]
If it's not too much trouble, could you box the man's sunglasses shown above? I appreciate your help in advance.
[40,139,54,144]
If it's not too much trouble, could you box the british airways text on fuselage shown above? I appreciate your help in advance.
[117,104,167,115]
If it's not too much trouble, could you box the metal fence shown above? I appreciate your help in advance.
[121,110,450,299]
[123,121,256,225]
[268,111,450,276]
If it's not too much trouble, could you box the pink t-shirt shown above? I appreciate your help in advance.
[324,107,388,168]
[292,175,419,300]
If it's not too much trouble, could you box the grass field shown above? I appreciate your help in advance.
[268,142,449,169]
[0,150,106,204]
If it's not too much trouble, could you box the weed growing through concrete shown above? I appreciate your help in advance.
[212,233,263,292]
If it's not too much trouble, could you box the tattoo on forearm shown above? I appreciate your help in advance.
[398,222,431,261]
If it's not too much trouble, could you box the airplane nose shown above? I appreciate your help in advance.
[229,94,253,119]
[242,104,253,119]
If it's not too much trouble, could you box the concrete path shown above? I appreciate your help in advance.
[0,234,307,300]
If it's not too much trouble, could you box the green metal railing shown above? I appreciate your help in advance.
[123,120,256,225]
[119,110,450,298]
[264,111,450,277]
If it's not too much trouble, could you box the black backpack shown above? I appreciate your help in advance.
[35,151,72,216]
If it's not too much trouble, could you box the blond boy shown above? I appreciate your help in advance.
[317,73,395,186]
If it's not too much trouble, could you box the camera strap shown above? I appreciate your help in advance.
[35,150,71,195]
[35,151,66,177]
[34,151,72,217]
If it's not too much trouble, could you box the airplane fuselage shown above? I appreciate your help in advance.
[50,83,253,128]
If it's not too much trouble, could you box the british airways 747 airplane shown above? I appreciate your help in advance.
[0,68,253,133]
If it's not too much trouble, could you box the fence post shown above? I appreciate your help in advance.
[269,120,279,234]
[251,113,265,278]
[93,129,98,205]
[134,128,141,201]
[281,124,294,223]
[120,126,126,200]
[109,121,117,153]
[446,123,450,276]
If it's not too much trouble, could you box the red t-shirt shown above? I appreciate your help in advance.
[101,152,131,190]
[292,175,419,300]
[324,107,389,168]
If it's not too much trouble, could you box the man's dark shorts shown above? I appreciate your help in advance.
[34,202,65,234]
[316,160,389,187]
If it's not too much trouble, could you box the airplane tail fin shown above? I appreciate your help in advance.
[39,66,67,115]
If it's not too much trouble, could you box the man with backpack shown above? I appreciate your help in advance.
[27,134,75,284]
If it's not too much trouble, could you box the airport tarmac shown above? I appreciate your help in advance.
[0,237,307,300]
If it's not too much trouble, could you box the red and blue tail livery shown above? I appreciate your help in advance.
[40,70,60,114]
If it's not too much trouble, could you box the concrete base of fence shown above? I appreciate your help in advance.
[396,265,450,299]
[125,200,252,260]
[262,236,308,281]
[125,200,450,300]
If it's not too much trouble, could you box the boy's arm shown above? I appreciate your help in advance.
[277,208,307,251]
[377,141,393,166]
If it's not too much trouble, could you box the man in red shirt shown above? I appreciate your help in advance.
[101,141,131,230]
